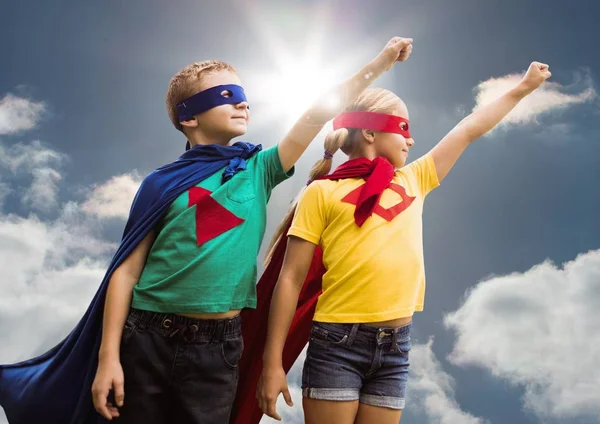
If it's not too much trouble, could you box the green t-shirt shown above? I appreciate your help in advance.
[131,145,294,313]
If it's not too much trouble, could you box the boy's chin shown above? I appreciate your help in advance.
[228,127,247,138]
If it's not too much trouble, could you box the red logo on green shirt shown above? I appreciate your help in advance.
[188,187,244,245]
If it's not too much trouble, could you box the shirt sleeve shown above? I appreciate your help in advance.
[405,152,440,197]
[287,181,327,245]
[256,144,295,192]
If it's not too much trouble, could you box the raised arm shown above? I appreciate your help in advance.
[430,62,552,182]
[277,36,414,172]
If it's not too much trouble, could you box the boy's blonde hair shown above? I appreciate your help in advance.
[165,60,237,130]
[265,87,402,265]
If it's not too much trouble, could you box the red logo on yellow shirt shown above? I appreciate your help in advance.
[341,183,416,221]
[188,187,244,246]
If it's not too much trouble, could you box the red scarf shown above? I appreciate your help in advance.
[316,156,395,226]
[230,157,395,424]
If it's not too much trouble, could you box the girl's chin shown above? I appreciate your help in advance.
[391,158,406,168]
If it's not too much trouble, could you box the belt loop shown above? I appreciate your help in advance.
[209,321,217,343]
[213,320,225,343]
[346,324,359,347]
[226,316,234,336]
[390,328,399,352]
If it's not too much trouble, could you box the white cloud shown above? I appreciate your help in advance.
[408,339,487,424]
[0,204,116,364]
[0,140,67,173]
[21,167,63,212]
[0,94,46,135]
[473,70,596,131]
[445,249,600,420]
[0,133,116,366]
[0,140,67,213]
[81,173,142,219]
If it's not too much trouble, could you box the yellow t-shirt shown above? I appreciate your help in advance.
[288,153,440,323]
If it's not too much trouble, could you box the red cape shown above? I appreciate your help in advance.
[231,216,324,424]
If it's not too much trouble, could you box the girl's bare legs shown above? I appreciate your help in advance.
[354,403,403,424]
[303,398,359,424]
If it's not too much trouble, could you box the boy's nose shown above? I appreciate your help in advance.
[236,101,249,110]
[407,138,415,146]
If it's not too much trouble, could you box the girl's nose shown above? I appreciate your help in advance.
[407,138,415,147]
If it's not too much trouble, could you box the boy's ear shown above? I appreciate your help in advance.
[362,129,376,144]
[180,118,199,129]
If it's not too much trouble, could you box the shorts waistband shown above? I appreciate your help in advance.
[128,308,242,342]
[313,321,412,345]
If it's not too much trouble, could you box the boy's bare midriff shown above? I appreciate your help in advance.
[179,310,242,320]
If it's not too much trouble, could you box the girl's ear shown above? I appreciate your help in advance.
[361,128,376,144]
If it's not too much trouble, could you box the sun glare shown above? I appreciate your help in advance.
[237,2,380,132]
[250,56,340,129]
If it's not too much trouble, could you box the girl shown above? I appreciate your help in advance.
[257,62,551,423]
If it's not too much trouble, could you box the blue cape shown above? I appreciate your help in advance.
[0,141,261,424]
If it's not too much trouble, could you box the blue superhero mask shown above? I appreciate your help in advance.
[177,84,248,123]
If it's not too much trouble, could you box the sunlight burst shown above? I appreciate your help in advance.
[249,55,341,129]
[237,2,377,132]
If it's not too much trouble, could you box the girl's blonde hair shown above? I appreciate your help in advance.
[264,87,402,265]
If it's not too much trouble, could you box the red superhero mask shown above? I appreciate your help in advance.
[332,111,411,138]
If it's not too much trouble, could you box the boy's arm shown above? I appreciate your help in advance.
[259,236,317,420]
[98,230,156,361]
[430,62,551,182]
[92,230,156,419]
[277,37,414,172]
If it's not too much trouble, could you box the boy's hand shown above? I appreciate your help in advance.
[518,61,552,94]
[92,358,125,420]
[257,366,293,421]
[378,37,413,71]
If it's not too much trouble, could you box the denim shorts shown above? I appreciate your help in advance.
[115,308,243,424]
[302,321,411,410]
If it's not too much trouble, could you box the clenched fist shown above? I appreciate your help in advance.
[379,37,414,71]
[519,61,552,93]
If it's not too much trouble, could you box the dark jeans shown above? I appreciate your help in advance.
[115,308,243,424]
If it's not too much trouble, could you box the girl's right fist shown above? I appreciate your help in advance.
[380,37,414,70]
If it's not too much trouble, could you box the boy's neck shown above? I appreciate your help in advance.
[185,129,232,148]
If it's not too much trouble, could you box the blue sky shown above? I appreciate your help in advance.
[1,1,599,423]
